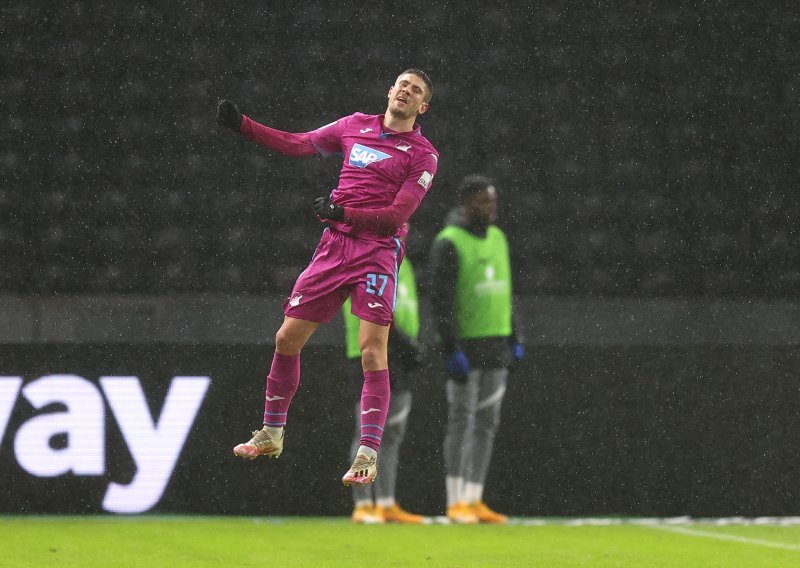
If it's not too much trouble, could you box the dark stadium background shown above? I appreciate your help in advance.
[1,2,799,516]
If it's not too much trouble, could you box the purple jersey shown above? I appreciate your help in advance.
[308,113,439,239]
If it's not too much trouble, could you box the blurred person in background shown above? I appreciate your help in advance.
[428,174,524,524]
[342,228,427,524]
[216,69,439,486]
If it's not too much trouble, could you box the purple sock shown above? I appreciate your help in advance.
[359,369,391,451]
[263,352,300,427]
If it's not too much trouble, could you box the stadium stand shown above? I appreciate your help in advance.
[1,2,796,297]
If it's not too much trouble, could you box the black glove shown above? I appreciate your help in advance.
[398,337,425,371]
[313,196,345,221]
[216,99,242,130]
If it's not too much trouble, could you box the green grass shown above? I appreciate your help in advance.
[2,517,800,567]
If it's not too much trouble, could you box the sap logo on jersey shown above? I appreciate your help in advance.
[349,143,391,168]
[0,374,210,514]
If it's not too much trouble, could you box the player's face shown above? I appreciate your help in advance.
[466,186,498,224]
[387,74,430,119]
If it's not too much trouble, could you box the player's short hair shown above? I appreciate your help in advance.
[458,174,494,202]
[399,68,433,102]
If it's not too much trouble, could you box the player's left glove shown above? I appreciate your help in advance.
[313,196,345,221]
[510,339,524,361]
[505,337,524,367]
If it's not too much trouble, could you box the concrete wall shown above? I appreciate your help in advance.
[2,295,800,345]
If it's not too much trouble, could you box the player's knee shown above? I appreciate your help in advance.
[360,344,387,371]
[446,406,470,431]
[475,406,502,436]
[275,327,302,354]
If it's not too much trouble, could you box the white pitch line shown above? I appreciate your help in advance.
[650,525,800,551]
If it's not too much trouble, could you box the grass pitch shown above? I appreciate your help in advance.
[3,516,800,567]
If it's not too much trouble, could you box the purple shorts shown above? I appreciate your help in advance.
[283,228,404,326]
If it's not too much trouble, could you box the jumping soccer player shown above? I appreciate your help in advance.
[217,69,439,486]
[429,174,523,523]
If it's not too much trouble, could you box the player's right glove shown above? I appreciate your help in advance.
[445,349,470,380]
[401,337,425,370]
[216,99,242,130]
[389,326,424,371]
